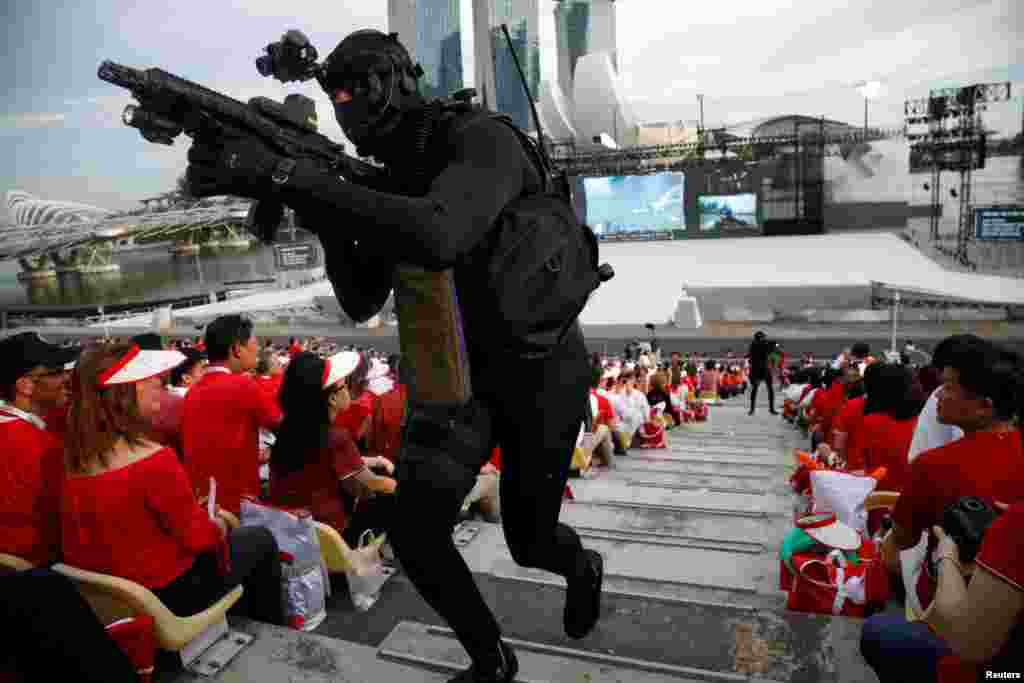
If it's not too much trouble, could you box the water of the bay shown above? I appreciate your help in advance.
[0,229,321,308]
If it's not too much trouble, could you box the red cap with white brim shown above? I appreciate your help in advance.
[98,346,186,387]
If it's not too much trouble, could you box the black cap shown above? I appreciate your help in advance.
[0,332,79,388]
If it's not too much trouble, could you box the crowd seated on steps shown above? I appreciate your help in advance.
[782,337,1024,683]
[3,325,1022,682]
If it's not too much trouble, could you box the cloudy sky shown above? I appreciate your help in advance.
[2,0,1022,220]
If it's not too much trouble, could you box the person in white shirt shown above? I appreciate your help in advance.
[906,335,977,463]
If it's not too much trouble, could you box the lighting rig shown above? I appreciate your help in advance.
[904,82,1012,267]
[547,126,902,178]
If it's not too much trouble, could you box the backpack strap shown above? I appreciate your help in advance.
[441,105,551,197]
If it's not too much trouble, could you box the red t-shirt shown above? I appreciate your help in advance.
[253,373,284,405]
[368,384,406,464]
[334,392,375,442]
[182,367,282,514]
[859,413,917,492]
[44,403,69,440]
[269,428,366,534]
[487,446,501,470]
[938,504,1024,683]
[288,343,303,358]
[62,447,222,589]
[835,397,866,469]
[813,384,845,445]
[893,430,1024,607]
[590,389,614,428]
[148,389,185,456]
[0,409,63,566]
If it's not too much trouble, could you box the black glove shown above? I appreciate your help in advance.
[185,133,284,199]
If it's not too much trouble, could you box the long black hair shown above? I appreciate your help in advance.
[271,352,335,478]
[863,363,923,421]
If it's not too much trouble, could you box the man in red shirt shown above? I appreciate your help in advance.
[0,332,78,565]
[182,315,282,514]
[883,339,1024,605]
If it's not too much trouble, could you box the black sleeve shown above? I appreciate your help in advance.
[295,204,394,323]
[282,117,528,270]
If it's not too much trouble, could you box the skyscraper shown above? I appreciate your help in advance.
[472,0,541,131]
[387,0,465,101]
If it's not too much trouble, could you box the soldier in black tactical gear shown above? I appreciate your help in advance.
[186,29,603,683]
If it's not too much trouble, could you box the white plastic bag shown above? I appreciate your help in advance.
[810,470,878,534]
[240,499,327,631]
[346,530,388,612]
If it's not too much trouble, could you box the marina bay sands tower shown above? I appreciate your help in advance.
[387,0,541,131]
[387,0,632,144]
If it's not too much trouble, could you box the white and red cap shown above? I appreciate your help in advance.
[321,351,361,390]
[796,512,860,550]
[97,345,186,387]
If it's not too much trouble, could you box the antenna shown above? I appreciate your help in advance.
[500,23,552,169]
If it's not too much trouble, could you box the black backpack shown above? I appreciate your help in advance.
[450,109,614,360]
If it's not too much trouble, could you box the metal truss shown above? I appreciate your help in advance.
[904,82,1012,267]
[547,127,902,177]
[1,202,255,261]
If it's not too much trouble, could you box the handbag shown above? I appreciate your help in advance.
[786,548,889,618]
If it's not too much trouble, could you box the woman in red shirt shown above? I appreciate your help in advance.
[62,342,284,624]
[270,351,396,546]
[859,364,923,493]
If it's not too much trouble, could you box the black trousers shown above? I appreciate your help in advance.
[749,373,775,412]
[153,526,285,626]
[390,331,592,667]
[0,568,138,682]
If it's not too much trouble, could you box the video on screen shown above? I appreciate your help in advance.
[583,173,684,240]
[698,193,758,231]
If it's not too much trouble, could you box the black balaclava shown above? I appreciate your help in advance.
[320,30,426,160]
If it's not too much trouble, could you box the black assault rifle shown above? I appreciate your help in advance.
[97,60,384,241]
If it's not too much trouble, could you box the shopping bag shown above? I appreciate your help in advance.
[346,530,389,612]
[240,498,327,631]
[786,548,888,618]
[810,470,878,534]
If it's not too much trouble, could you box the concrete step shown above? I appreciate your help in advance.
[378,620,766,683]
[160,618,452,683]
[568,479,787,516]
[559,500,778,550]
[610,459,787,479]
[626,453,787,470]
[459,523,778,597]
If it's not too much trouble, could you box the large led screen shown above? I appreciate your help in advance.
[583,173,684,241]
[698,193,758,231]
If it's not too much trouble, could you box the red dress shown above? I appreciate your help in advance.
[269,428,366,534]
